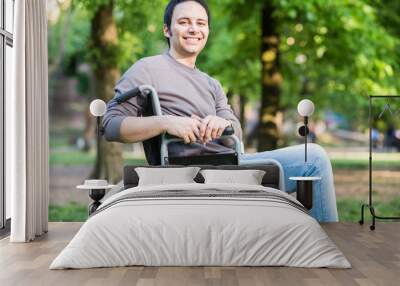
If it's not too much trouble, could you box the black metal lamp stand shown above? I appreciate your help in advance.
[298,116,309,162]
[96,116,103,168]
[291,100,320,210]
[293,116,317,210]
[359,95,400,230]
[88,189,106,215]
[88,99,108,215]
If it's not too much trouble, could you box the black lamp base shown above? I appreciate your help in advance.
[88,189,106,215]
[296,180,313,210]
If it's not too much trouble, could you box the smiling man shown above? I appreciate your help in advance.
[104,0,240,156]
[103,0,339,222]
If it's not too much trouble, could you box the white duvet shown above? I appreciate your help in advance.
[50,183,351,269]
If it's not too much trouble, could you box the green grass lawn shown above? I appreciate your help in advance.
[49,198,400,222]
[50,150,147,166]
[337,198,400,222]
[49,202,88,222]
[49,128,85,149]
[331,159,400,170]
[50,150,95,166]
[50,149,400,170]
[329,151,400,170]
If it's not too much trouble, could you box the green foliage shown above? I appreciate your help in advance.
[78,0,167,70]
[87,42,122,70]
[76,72,91,95]
[277,0,398,114]
[48,3,91,73]
[199,0,400,130]
[198,0,261,100]
[115,0,169,70]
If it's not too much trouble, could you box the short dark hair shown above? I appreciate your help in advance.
[164,0,211,46]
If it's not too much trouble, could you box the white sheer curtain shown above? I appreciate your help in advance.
[8,0,49,242]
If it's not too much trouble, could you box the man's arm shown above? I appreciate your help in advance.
[118,116,167,143]
[103,87,202,144]
[106,114,202,144]
[103,59,153,142]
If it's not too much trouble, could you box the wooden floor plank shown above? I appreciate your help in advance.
[0,222,399,286]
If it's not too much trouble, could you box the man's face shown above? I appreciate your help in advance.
[164,1,209,57]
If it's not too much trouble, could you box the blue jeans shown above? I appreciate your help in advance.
[240,143,338,222]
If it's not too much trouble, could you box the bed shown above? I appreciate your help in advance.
[50,165,350,269]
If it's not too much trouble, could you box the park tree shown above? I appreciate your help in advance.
[202,0,283,150]
[48,0,124,182]
[259,2,281,150]
[200,0,261,146]
[76,0,167,182]
[87,0,123,183]
[49,0,166,183]
[203,0,399,150]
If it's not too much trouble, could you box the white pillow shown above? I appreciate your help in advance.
[200,169,266,185]
[135,167,200,186]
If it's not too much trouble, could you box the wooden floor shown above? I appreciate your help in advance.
[0,222,399,286]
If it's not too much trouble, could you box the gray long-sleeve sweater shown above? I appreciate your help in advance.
[103,52,242,157]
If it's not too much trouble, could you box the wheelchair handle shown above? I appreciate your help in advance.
[114,87,142,104]
[223,126,234,135]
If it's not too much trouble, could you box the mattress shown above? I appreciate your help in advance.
[50,183,350,269]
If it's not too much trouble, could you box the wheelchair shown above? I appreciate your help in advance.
[96,84,285,190]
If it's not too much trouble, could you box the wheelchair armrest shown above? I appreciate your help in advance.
[164,126,234,141]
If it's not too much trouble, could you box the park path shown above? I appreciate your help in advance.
[50,166,92,205]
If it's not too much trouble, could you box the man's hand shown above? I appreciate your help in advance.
[163,115,201,144]
[192,114,231,144]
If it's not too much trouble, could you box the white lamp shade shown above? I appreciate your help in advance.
[90,99,107,117]
[297,99,315,117]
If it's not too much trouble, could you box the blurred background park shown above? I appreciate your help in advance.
[47,0,400,222]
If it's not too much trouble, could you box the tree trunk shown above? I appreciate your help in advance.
[89,1,123,183]
[83,64,96,152]
[257,3,282,151]
[83,106,94,152]
[239,94,247,145]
